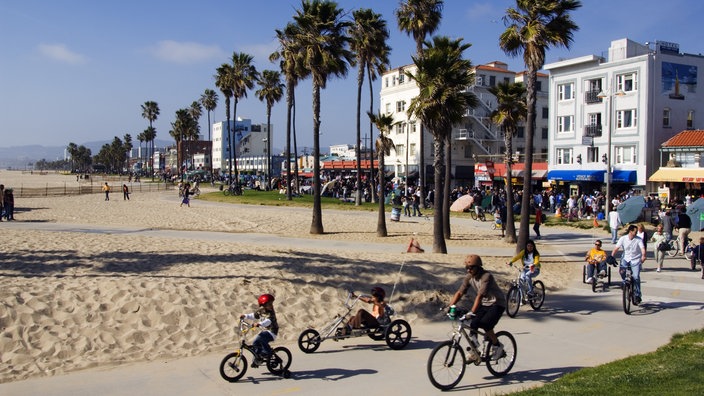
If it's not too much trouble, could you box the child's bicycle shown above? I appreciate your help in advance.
[427,308,517,391]
[219,318,292,382]
[505,264,545,318]
[491,216,502,230]
[297,289,411,353]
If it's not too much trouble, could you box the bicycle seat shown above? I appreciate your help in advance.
[606,256,617,266]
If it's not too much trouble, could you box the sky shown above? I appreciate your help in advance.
[2,0,704,153]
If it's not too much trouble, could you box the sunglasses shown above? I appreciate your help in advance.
[595,243,602,246]
[466,266,479,272]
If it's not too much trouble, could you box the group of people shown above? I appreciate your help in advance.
[101,182,131,201]
[0,184,15,221]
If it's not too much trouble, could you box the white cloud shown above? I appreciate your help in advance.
[38,43,88,64]
[150,40,226,64]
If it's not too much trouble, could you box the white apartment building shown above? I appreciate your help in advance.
[379,61,549,188]
[544,38,704,195]
[212,118,273,175]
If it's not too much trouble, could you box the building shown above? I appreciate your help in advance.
[648,129,704,204]
[212,118,276,178]
[379,61,549,189]
[544,38,704,197]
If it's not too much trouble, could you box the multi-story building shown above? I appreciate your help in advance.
[379,61,549,189]
[544,38,704,197]
[212,118,276,177]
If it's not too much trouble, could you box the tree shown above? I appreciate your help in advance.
[170,108,198,178]
[200,89,218,180]
[188,101,203,171]
[136,132,146,173]
[292,0,353,235]
[350,8,391,206]
[500,0,581,252]
[123,133,133,173]
[406,36,475,253]
[367,111,397,237]
[230,52,259,182]
[66,142,78,171]
[255,70,284,190]
[490,81,527,244]
[396,0,444,210]
[141,101,160,178]
[215,63,234,181]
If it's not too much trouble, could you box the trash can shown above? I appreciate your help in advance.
[391,207,401,222]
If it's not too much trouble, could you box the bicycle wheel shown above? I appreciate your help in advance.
[427,341,466,391]
[470,210,478,220]
[219,352,247,382]
[622,281,632,315]
[685,245,693,261]
[479,212,486,222]
[591,275,597,293]
[223,189,231,196]
[267,346,292,377]
[486,330,517,377]
[529,281,545,310]
[491,223,498,230]
[505,286,520,318]
[666,240,678,257]
[297,329,321,353]
[385,319,412,350]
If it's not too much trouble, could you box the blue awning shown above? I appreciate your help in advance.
[546,170,604,182]
[611,170,637,183]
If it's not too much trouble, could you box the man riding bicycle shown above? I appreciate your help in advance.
[610,224,646,305]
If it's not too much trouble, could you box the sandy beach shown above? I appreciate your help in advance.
[1,170,583,383]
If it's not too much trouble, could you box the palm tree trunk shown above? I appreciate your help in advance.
[232,99,240,182]
[443,133,451,239]
[355,67,364,206]
[310,83,324,234]
[285,79,293,200]
[518,69,537,252]
[208,111,213,182]
[377,151,388,237]
[293,94,300,193]
[505,134,517,243]
[432,137,447,253]
[367,67,376,204]
[267,108,272,190]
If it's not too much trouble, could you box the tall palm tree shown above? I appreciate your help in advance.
[500,0,581,251]
[406,36,475,253]
[350,8,391,206]
[141,101,160,178]
[230,52,259,183]
[368,111,397,237]
[292,0,353,235]
[67,142,78,171]
[136,132,145,174]
[200,89,218,180]
[170,109,190,177]
[142,126,156,175]
[188,101,202,171]
[256,70,285,190]
[215,63,234,181]
[490,81,527,244]
[396,0,444,210]
[123,133,133,173]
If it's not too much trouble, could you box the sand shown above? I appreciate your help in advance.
[0,170,580,383]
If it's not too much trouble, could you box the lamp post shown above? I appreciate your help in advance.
[405,122,409,193]
[597,89,625,217]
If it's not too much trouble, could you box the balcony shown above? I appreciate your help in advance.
[584,90,603,104]
[454,129,470,140]
[584,125,602,137]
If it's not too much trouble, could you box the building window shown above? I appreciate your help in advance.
[398,73,404,84]
[586,113,602,137]
[687,110,695,129]
[396,101,406,112]
[410,123,417,133]
[395,123,404,134]
[410,143,416,156]
[587,146,600,163]
[542,107,549,119]
[663,108,671,127]
[396,144,405,157]
[385,77,388,88]
[542,127,548,139]
[616,109,637,129]
[617,72,637,92]
[556,148,573,164]
[517,126,524,138]
[477,74,486,86]
[536,81,542,92]
[616,145,636,164]
[558,83,574,101]
[557,115,574,133]
[489,75,496,86]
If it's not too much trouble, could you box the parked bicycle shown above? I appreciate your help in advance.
[223,183,243,196]
[219,318,292,382]
[505,264,545,318]
[470,206,487,222]
[427,308,517,391]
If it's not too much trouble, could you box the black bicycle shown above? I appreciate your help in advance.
[470,206,487,222]
[223,183,243,196]
[615,259,640,315]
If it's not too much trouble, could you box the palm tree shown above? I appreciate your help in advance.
[67,142,78,171]
[255,70,285,190]
[142,126,156,175]
[500,0,581,251]
[200,89,218,180]
[230,52,259,183]
[141,101,160,178]
[292,0,353,235]
[490,81,527,243]
[350,8,391,206]
[188,101,203,171]
[368,111,397,237]
[406,36,475,253]
[123,133,133,173]
[396,0,444,210]
[215,63,234,181]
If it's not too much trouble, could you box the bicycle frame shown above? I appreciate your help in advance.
[316,291,362,341]
[447,314,488,365]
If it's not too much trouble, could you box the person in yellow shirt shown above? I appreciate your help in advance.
[507,239,540,295]
[102,182,110,201]
[584,239,608,284]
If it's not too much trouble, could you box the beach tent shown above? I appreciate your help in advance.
[617,196,645,224]
[686,198,704,231]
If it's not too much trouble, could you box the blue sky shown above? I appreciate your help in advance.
[1,0,703,153]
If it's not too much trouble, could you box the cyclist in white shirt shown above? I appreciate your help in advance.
[610,224,646,304]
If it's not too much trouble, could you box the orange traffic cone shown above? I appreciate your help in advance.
[407,238,425,253]
[593,217,599,228]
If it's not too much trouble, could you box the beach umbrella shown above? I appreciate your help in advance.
[450,194,474,212]
[321,180,336,196]
[686,197,704,231]
[617,196,646,224]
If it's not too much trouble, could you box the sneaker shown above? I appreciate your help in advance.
[252,356,264,367]
[656,268,661,273]
[598,270,606,277]
[490,343,504,360]
[634,296,642,305]
[586,277,594,284]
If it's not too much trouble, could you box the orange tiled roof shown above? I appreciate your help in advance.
[663,130,704,147]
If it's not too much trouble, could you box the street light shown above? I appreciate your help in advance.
[597,89,625,217]
[405,122,409,193]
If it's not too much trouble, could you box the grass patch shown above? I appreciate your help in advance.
[509,328,704,395]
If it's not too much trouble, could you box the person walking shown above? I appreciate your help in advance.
[608,205,622,244]
[650,223,667,273]
[122,184,130,201]
[3,188,14,220]
[533,206,543,240]
[413,192,423,217]
[676,211,692,255]
[0,184,4,221]
[102,182,110,201]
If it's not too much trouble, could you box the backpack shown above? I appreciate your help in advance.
[540,213,547,222]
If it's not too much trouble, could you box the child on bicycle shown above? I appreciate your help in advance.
[448,254,506,360]
[584,239,608,283]
[240,293,279,365]
[507,239,541,296]
[342,287,388,335]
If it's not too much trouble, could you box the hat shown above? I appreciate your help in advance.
[464,254,483,268]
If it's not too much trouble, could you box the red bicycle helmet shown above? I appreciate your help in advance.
[258,293,275,306]
[371,287,386,300]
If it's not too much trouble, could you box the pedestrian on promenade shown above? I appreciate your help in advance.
[533,205,543,240]
[122,184,130,201]
[102,182,110,201]
[608,205,621,243]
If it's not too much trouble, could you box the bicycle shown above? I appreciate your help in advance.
[470,206,486,222]
[223,183,243,196]
[426,308,517,391]
[505,264,545,318]
[219,318,292,382]
[615,258,640,315]
[297,289,411,353]
[491,216,502,230]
